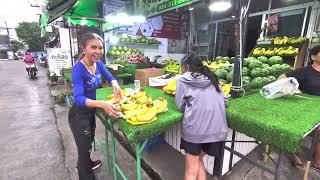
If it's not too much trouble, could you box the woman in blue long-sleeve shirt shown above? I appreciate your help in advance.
[68,33,121,180]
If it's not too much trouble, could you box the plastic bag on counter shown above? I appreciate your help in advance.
[260,77,299,99]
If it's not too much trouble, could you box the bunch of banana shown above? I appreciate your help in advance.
[152,97,168,114]
[106,90,169,125]
[124,104,158,125]
[203,60,230,70]
[253,46,299,56]
[252,48,266,55]
[219,80,231,97]
[163,79,177,95]
[274,36,289,45]
[288,37,306,44]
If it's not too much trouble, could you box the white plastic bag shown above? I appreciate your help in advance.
[260,77,299,99]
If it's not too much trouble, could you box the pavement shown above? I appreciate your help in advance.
[0,60,69,180]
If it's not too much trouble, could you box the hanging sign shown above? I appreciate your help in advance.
[128,12,182,39]
[47,48,72,76]
[134,0,199,18]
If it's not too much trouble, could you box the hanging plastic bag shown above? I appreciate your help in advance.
[260,77,299,99]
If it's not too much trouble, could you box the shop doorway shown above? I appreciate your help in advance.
[245,15,262,56]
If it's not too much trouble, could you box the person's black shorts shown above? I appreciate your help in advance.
[180,138,224,157]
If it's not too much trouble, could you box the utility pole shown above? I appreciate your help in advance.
[4,21,10,47]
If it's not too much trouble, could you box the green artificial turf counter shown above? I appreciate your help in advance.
[96,85,183,143]
[227,93,320,153]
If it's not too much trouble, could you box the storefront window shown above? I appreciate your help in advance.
[215,20,236,57]
[268,8,306,37]
[249,0,271,13]
[271,0,314,9]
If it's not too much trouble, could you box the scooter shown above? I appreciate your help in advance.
[40,56,48,68]
[25,59,38,79]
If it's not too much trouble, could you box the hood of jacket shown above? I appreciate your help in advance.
[179,72,211,88]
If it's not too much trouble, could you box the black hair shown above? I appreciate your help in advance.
[79,33,104,59]
[310,45,320,62]
[181,54,221,93]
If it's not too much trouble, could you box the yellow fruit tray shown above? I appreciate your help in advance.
[96,85,183,143]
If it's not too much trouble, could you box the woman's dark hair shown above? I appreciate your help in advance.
[310,45,320,62]
[181,54,221,93]
[79,33,104,59]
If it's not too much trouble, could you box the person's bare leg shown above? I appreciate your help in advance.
[291,153,305,172]
[313,128,320,168]
[185,153,200,180]
[197,152,206,180]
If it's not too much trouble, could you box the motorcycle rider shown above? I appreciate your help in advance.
[24,51,38,75]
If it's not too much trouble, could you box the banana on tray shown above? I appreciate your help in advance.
[106,89,169,125]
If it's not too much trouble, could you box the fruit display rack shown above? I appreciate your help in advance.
[250,38,309,69]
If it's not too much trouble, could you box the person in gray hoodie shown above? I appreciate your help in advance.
[175,54,228,180]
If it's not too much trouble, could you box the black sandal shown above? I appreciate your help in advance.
[292,162,305,173]
[311,164,320,172]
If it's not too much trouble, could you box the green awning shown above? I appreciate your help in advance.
[47,0,77,23]
[65,0,99,27]
[40,12,48,37]
[40,0,100,36]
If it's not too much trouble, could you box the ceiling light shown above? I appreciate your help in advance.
[209,1,232,12]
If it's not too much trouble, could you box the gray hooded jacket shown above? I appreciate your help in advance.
[175,72,228,143]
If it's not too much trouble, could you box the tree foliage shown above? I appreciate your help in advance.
[10,40,24,52]
[15,22,51,51]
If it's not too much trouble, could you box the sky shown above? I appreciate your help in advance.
[0,0,43,39]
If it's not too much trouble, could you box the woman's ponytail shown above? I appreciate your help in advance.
[201,65,221,93]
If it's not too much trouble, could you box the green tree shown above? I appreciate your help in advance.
[10,40,24,52]
[15,22,51,51]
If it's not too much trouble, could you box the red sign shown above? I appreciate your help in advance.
[135,12,182,39]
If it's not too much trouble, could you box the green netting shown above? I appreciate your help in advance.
[227,93,320,153]
[96,85,183,143]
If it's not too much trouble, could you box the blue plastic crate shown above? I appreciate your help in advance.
[142,133,165,153]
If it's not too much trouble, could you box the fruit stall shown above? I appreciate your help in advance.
[94,81,320,180]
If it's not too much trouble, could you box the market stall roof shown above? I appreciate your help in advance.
[40,0,100,36]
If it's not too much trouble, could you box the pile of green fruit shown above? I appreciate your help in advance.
[164,59,181,74]
[119,35,160,45]
[107,46,144,57]
[119,36,135,43]
[147,38,161,45]
[216,56,293,90]
[135,36,148,44]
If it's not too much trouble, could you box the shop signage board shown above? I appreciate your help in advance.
[134,0,199,18]
[47,48,72,76]
[128,12,182,39]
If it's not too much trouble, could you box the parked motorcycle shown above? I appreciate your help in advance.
[40,56,48,68]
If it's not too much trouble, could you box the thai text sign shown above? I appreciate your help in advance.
[134,0,199,17]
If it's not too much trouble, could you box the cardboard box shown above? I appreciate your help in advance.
[135,68,165,86]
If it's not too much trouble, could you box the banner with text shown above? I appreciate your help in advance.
[47,48,72,76]
[134,0,199,18]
